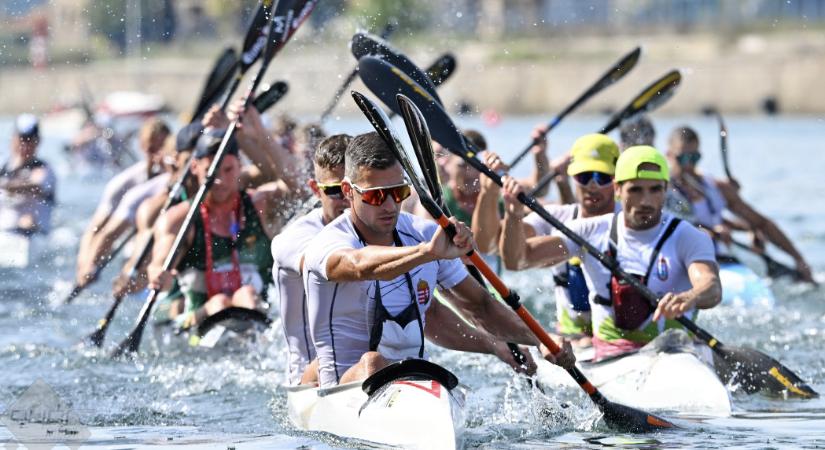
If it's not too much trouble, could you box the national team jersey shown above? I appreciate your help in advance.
[271,207,325,385]
[554,212,716,345]
[111,173,170,225]
[303,211,468,388]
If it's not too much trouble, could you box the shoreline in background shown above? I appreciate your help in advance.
[3,29,825,116]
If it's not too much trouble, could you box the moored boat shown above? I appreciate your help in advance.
[286,359,467,449]
[536,329,732,417]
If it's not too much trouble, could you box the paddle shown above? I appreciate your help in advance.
[63,230,135,305]
[399,90,817,399]
[508,47,641,169]
[191,47,239,121]
[319,21,397,123]
[351,31,443,105]
[598,70,682,134]
[527,69,684,196]
[424,53,457,87]
[352,90,675,431]
[111,0,316,357]
[218,0,276,110]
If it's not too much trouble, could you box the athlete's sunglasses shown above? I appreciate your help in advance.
[350,182,412,206]
[676,152,702,166]
[316,181,343,199]
[573,171,614,187]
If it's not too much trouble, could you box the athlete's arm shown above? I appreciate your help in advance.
[653,260,721,321]
[520,125,551,197]
[425,298,537,375]
[146,202,192,291]
[324,217,473,282]
[472,152,506,254]
[717,179,814,282]
[440,276,540,346]
[500,176,569,270]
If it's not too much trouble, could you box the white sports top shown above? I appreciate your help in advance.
[303,211,467,387]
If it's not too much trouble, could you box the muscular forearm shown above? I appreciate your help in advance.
[425,299,497,354]
[688,269,722,310]
[527,152,551,197]
[761,220,805,262]
[500,213,528,270]
[471,186,502,254]
[556,177,576,205]
[327,244,437,282]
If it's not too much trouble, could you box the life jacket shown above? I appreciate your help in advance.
[200,192,243,298]
[593,214,682,331]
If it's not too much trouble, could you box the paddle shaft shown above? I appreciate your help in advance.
[64,229,136,305]
[319,22,396,122]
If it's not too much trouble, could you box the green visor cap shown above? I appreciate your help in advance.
[615,145,670,182]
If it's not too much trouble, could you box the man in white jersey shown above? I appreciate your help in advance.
[665,126,814,283]
[0,114,56,235]
[303,132,549,388]
[271,134,351,385]
[499,146,721,361]
[75,117,170,286]
[500,134,620,346]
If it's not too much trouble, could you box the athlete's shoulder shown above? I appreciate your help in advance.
[396,211,436,243]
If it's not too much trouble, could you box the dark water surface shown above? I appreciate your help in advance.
[1,114,823,448]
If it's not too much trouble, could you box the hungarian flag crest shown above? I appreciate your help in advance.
[416,280,430,304]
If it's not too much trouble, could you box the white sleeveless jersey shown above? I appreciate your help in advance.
[554,213,717,337]
[303,211,468,387]
[524,204,580,312]
[270,207,325,385]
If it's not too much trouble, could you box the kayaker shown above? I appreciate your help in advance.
[619,115,656,151]
[75,117,170,286]
[303,132,557,388]
[499,134,621,346]
[0,114,56,235]
[271,134,351,385]
[500,145,722,361]
[665,126,815,283]
[146,130,280,329]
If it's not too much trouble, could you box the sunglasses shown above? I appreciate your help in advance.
[316,181,343,199]
[573,171,614,187]
[350,182,412,206]
[676,153,702,166]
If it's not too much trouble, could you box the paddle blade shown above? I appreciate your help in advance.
[713,345,818,398]
[252,80,289,113]
[264,0,318,64]
[192,47,239,120]
[239,0,276,73]
[599,69,682,134]
[599,399,677,433]
[396,92,444,207]
[350,31,443,105]
[426,53,457,87]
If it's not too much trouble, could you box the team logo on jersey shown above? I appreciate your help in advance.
[657,256,669,281]
[416,280,430,305]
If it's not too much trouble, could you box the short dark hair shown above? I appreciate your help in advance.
[315,134,350,170]
[670,126,699,146]
[345,132,396,182]
[620,116,655,148]
[463,129,487,151]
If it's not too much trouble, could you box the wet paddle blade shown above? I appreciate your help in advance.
[599,69,682,134]
[713,345,819,398]
[426,53,457,87]
[191,47,239,120]
[599,399,676,433]
[251,80,289,112]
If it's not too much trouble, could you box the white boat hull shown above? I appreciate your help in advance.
[719,262,776,307]
[536,330,732,417]
[286,362,466,449]
[0,231,46,269]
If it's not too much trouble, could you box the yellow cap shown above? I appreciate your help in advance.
[615,145,670,183]
[567,134,620,176]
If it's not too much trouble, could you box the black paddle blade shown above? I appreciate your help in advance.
[192,47,239,120]
[426,53,457,87]
[599,398,677,433]
[396,92,444,206]
[358,56,467,159]
[713,345,819,398]
[599,69,682,134]
[239,0,276,73]
[196,307,272,337]
[350,31,443,106]
[252,80,289,113]
[110,326,143,358]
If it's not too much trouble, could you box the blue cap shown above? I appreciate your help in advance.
[193,128,239,159]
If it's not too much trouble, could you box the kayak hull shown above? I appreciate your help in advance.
[719,261,776,307]
[286,361,466,449]
[536,330,732,417]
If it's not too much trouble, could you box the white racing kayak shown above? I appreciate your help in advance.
[286,359,466,449]
[719,261,776,307]
[536,330,732,417]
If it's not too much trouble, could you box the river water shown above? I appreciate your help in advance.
[0,112,823,448]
